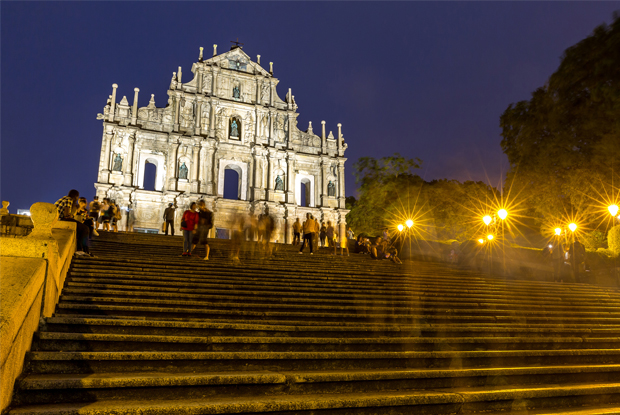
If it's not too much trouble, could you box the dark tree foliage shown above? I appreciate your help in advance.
[500,14,620,224]
[346,154,497,241]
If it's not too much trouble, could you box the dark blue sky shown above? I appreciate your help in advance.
[2,2,618,210]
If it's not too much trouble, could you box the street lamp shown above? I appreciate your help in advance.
[406,219,413,228]
[478,238,484,244]
[397,224,404,232]
[497,209,508,220]
[568,223,577,232]
[483,215,492,226]
[487,234,494,241]
[609,204,619,217]
[554,228,562,236]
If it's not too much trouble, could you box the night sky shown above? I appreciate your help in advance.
[2,2,618,211]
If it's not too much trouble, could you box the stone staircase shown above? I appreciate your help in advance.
[6,231,620,414]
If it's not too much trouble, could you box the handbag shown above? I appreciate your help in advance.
[181,220,187,228]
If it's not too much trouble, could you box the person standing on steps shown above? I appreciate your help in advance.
[292,217,301,246]
[319,222,327,247]
[75,197,98,237]
[340,226,350,256]
[181,202,199,257]
[312,215,320,252]
[192,200,213,260]
[299,213,314,254]
[88,196,100,224]
[326,221,335,253]
[55,189,92,257]
[163,203,176,236]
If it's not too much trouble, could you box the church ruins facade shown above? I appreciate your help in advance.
[94,44,349,242]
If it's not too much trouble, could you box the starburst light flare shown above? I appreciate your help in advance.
[554,228,562,236]
[609,204,619,217]
[406,219,414,228]
[497,209,507,220]
[397,224,404,232]
[568,223,577,232]
[483,215,492,225]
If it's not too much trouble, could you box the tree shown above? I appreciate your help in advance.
[500,14,620,225]
[346,154,497,241]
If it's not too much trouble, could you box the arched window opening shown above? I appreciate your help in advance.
[223,168,240,200]
[300,181,310,207]
[144,162,157,191]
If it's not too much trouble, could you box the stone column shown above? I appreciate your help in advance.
[286,153,296,204]
[191,140,200,193]
[337,123,342,152]
[108,84,118,122]
[131,88,139,125]
[209,99,217,138]
[123,134,135,186]
[195,100,202,136]
[321,158,329,206]
[174,95,180,132]
[287,114,294,149]
[269,111,274,141]
[212,69,219,98]
[204,142,216,195]
[321,121,326,154]
[99,129,113,183]
[167,137,179,191]
[270,81,275,107]
[338,161,346,209]
[197,69,203,93]
[266,150,275,201]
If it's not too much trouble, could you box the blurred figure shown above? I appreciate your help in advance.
[326,221,335,254]
[340,226,349,256]
[292,217,301,246]
[181,202,199,257]
[100,199,112,231]
[193,200,213,260]
[54,189,91,256]
[319,223,327,247]
[230,213,245,264]
[75,197,97,237]
[259,209,275,258]
[88,196,100,224]
[111,201,121,232]
[570,238,586,283]
[299,213,314,254]
[388,246,402,264]
[312,215,320,252]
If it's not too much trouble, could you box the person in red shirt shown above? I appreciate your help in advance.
[181,202,199,256]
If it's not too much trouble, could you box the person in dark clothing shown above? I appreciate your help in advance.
[163,203,176,236]
[181,202,199,256]
[192,200,213,260]
[55,189,92,257]
[570,239,586,283]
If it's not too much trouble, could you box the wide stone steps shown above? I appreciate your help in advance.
[7,231,620,414]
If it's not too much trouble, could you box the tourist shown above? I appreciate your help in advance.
[312,215,320,252]
[340,227,350,256]
[163,203,176,236]
[192,200,213,260]
[382,227,390,253]
[75,197,98,237]
[261,209,275,258]
[354,235,366,254]
[388,246,402,264]
[180,202,199,256]
[346,226,354,242]
[230,213,245,264]
[126,203,135,232]
[111,201,121,232]
[319,223,326,247]
[54,190,92,257]
[292,217,301,246]
[326,221,335,253]
[88,196,100,223]
[299,213,314,254]
[100,199,112,231]
[570,238,586,283]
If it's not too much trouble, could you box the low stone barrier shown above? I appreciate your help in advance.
[0,203,76,413]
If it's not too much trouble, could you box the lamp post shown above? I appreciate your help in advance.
[609,204,619,217]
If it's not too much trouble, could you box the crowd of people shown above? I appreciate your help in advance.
[54,190,127,257]
[546,239,587,283]
[54,189,402,264]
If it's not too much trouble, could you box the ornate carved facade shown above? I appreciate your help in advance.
[94,45,349,242]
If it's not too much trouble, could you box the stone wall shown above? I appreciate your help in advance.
[0,203,76,413]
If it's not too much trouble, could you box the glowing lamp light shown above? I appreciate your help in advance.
[609,204,619,217]
[483,215,492,225]
[406,219,414,228]
[478,239,484,244]
[497,209,508,220]
[487,234,494,241]
[568,223,577,232]
[397,224,404,232]
[554,228,562,236]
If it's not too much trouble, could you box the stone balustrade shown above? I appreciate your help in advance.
[0,202,76,413]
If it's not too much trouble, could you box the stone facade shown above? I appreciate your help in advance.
[94,45,349,242]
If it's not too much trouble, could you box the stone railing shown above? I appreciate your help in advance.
[0,203,76,413]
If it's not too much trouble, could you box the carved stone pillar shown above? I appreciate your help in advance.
[109,84,118,122]
[204,143,216,195]
[191,140,200,193]
[270,81,275,107]
[269,111,274,142]
[321,121,327,154]
[286,153,296,204]
[99,130,113,183]
[195,100,202,136]
[209,99,217,138]
[338,161,346,209]
[174,95,180,132]
[197,69,203,93]
[131,88,139,125]
[212,69,219,98]
[321,158,330,207]
[167,137,179,191]
[123,134,135,186]
[266,150,275,201]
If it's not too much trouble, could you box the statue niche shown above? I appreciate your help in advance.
[328,181,336,197]
[179,162,189,180]
[232,81,241,100]
[112,154,123,172]
[275,175,284,191]
[229,117,241,140]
